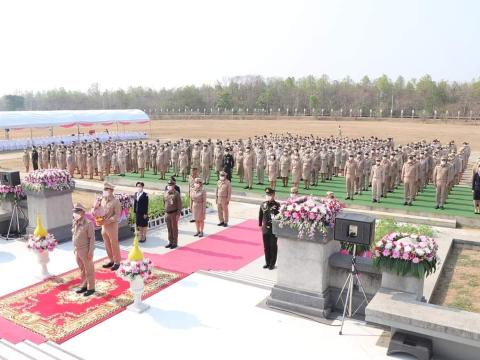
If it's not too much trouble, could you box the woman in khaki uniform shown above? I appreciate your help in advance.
[191,178,207,237]
[267,154,278,189]
[72,203,96,297]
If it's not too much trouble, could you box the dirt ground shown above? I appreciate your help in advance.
[2,118,480,172]
[430,245,480,313]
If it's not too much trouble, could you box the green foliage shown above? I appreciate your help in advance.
[2,95,25,111]
[373,255,437,278]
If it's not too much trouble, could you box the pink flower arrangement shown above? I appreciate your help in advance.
[373,232,438,278]
[26,233,58,253]
[276,196,345,240]
[22,169,75,192]
[0,184,25,199]
[117,258,153,280]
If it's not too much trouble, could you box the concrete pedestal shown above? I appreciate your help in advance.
[381,271,424,301]
[266,222,338,318]
[25,188,74,243]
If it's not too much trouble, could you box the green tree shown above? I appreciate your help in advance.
[2,95,25,111]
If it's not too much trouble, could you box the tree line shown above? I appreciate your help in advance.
[1,74,480,117]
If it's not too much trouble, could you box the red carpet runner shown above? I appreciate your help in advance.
[0,259,185,344]
[144,219,264,274]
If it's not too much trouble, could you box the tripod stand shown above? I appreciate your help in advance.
[5,197,27,240]
[335,243,369,335]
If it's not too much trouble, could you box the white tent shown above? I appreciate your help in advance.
[0,109,150,129]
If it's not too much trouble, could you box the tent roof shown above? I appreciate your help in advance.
[0,109,150,129]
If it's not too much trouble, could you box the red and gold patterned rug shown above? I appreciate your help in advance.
[0,258,185,343]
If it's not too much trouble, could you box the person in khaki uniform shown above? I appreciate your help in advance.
[22,149,30,173]
[290,151,302,189]
[216,171,232,227]
[280,150,290,187]
[87,153,94,179]
[363,153,372,191]
[433,157,449,209]
[178,149,189,182]
[66,149,76,177]
[370,158,384,203]
[354,153,364,195]
[267,154,278,189]
[243,147,255,189]
[163,179,182,248]
[380,154,390,198]
[200,144,211,185]
[137,146,146,178]
[344,154,357,200]
[191,178,207,237]
[72,203,95,297]
[302,151,312,190]
[236,150,245,183]
[188,168,199,223]
[401,155,417,206]
[95,182,122,270]
[255,147,267,185]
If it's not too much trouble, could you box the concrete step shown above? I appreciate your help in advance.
[38,342,84,360]
[199,270,275,290]
[14,341,63,360]
[0,339,37,360]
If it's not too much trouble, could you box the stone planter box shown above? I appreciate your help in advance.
[381,271,425,301]
[24,187,74,243]
[267,221,339,318]
[94,219,131,242]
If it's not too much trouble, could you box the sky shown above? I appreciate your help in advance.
[0,0,478,95]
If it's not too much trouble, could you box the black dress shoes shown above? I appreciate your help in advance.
[268,266,275,270]
[189,219,196,223]
[217,222,225,226]
[170,245,178,249]
[165,243,172,248]
[84,289,95,297]
[102,261,114,268]
[76,287,87,294]
[110,263,120,271]
[263,264,269,269]
[223,223,228,227]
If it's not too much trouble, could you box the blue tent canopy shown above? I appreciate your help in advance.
[0,109,150,129]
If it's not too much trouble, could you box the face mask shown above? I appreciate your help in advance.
[73,213,81,220]
[167,185,174,191]
[103,190,110,197]
[265,195,273,201]
[220,176,226,180]
[194,183,201,188]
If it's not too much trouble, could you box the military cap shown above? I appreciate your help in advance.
[167,179,176,185]
[103,182,115,190]
[219,170,227,176]
[265,187,275,195]
[72,202,87,212]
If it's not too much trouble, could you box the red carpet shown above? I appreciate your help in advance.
[0,258,185,344]
[145,219,264,274]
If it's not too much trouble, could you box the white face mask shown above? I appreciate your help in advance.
[73,213,81,220]
[103,190,110,197]
[265,195,273,201]
[167,185,174,191]
[194,183,201,189]
[220,176,226,180]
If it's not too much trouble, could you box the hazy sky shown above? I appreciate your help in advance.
[0,0,478,95]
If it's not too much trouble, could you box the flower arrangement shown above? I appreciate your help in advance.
[117,258,153,280]
[373,232,439,278]
[27,233,58,253]
[0,184,25,200]
[22,169,75,192]
[275,195,345,240]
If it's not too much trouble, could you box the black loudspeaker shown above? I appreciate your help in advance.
[0,171,21,187]
[334,212,375,246]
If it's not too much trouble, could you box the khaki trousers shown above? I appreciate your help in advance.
[345,175,355,198]
[245,168,253,187]
[75,247,95,290]
[404,180,415,203]
[101,222,121,263]
[257,166,265,183]
[166,212,179,246]
[371,179,382,200]
[217,197,229,223]
[436,181,448,206]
